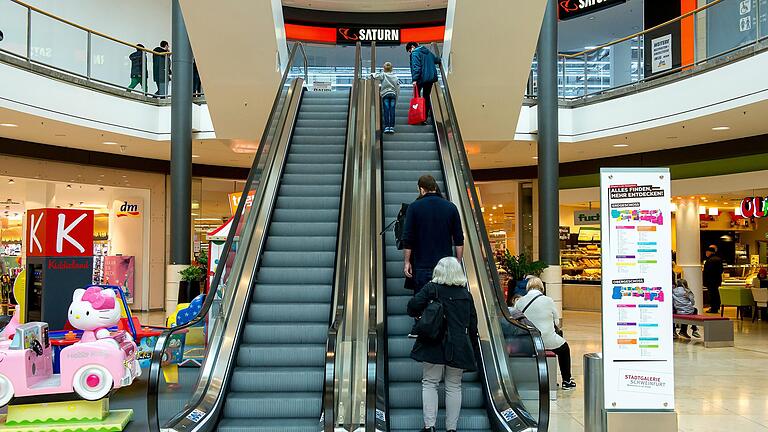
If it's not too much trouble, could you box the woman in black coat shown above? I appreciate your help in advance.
[407,256,479,432]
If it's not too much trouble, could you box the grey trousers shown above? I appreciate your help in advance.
[422,362,463,430]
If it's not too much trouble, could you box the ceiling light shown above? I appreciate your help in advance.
[689,196,696,199]
[711,126,730,131]
[699,206,706,215]
[98,187,104,191]
[0,123,18,127]
[66,184,72,189]
[613,144,629,148]
[498,204,503,208]
[102,141,118,145]
[7,179,14,184]
[532,156,538,160]
[492,206,497,210]
[708,207,719,216]
[68,203,73,207]
[79,201,84,206]
[192,155,201,158]
[666,136,678,139]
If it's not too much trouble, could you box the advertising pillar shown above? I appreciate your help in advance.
[24,208,94,330]
[599,168,677,431]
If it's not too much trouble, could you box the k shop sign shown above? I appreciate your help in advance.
[26,208,94,257]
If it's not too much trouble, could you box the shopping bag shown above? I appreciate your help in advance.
[408,84,426,125]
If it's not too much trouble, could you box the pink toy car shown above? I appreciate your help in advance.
[0,322,140,407]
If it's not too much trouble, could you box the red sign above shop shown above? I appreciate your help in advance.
[285,23,444,44]
[741,196,768,218]
[558,0,627,21]
[26,208,94,257]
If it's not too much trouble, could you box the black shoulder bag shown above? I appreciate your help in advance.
[413,286,445,340]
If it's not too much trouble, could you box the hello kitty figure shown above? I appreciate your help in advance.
[68,287,121,343]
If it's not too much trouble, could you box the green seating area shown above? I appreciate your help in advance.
[719,287,754,319]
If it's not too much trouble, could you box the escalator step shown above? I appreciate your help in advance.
[256,267,334,285]
[388,408,491,431]
[252,284,332,303]
[269,222,338,237]
[264,236,336,252]
[276,196,340,210]
[237,344,326,367]
[223,392,321,418]
[247,304,330,324]
[217,418,321,432]
[242,322,328,344]
[260,250,336,267]
[388,382,485,409]
[229,367,324,393]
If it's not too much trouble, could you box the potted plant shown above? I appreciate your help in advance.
[500,250,548,300]
[179,264,204,304]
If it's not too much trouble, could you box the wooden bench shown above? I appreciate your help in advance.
[673,314,733,348]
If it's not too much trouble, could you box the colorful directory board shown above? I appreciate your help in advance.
[600,168,675,410]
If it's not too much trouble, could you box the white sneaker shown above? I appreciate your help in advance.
[691,330,701,338]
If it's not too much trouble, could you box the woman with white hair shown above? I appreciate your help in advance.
[407,257,478,432]
[514,276,576,390]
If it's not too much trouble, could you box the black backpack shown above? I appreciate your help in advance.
[382,203,409,250]
[413,286,445,340]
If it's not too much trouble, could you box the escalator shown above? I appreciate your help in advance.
[216,89,349,431]
[146,43,358,432]
[371,44,549,432]
[381,90,491,432]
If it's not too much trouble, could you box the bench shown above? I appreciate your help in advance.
[545,350,557,400]
[673,314,733,348]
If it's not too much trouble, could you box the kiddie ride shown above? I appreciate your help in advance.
[0,286,141,431]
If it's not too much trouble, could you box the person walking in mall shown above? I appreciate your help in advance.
[152,40,171,97]
[372,61,399,133]
[514,277,576,390]
[703,246,724,313]
[406,41,440,123]
[407,257,478,432]
[672,278,700,338]
[127,44,147,93]
[402,174,463,293]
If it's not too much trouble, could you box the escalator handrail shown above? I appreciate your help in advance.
[324,41,362,431]
[431,43,550,431]
[365,42,387,432]
[146,42,308,432]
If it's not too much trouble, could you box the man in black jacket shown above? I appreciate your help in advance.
[401,175,464,293]
[703,246,724,313]
[127,44,147,92]
[153,41,171,97]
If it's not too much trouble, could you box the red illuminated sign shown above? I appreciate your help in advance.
[26,208,94,257]
[740,197,768,218]
[558,0,626,21]
[285,23,444,44]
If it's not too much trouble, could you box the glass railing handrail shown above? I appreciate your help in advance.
[145,42,308,432]
[432,42,549,431]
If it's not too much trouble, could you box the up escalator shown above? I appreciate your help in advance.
[381,89,490,431]
[217,89,349,431]
[372,44,549,432]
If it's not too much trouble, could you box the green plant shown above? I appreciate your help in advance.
[197,249,208,267]
[500,250,548,281]
[179,265,204,282]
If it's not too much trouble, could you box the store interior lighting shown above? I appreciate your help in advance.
[735,206,744,217]
[708,207,719,216]
[699,206,707,215]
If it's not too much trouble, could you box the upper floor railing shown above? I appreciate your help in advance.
[1,0,762,104]
[527,0,764,99]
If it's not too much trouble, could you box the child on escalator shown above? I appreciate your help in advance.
[371,62,399,134]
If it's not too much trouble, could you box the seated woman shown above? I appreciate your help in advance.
[672,279,700,338]
[514,277,576,390]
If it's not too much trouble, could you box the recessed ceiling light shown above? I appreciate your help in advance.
[102,141,118,145]
[712,126,730,131]
[666,136,678,139]
[0,123,18,127]
[7,179,14,184]
[613,144,629,148]
[192,155,201,158]
[66,184,72,189]
[99,187,105,191]
[79,201,84,206]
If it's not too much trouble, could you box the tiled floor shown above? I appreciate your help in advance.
[551,310,768,431]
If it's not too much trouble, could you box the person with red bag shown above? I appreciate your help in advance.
[406,42,440,124]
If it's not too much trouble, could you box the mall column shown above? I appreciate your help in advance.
[167,0,194,313]
[675,199,704,313]
[537,0,563,314]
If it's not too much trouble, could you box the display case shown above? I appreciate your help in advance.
[560,227,602,283]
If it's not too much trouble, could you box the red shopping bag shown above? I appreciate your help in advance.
[408,84,426,125]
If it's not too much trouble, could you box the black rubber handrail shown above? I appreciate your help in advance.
[146,42,308,432]
[432,42,550,431]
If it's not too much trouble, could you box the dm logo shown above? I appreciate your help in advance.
[116,201,140,218]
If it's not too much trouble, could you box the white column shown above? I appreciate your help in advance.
[542,265,563,318]
[675,199,703,312]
